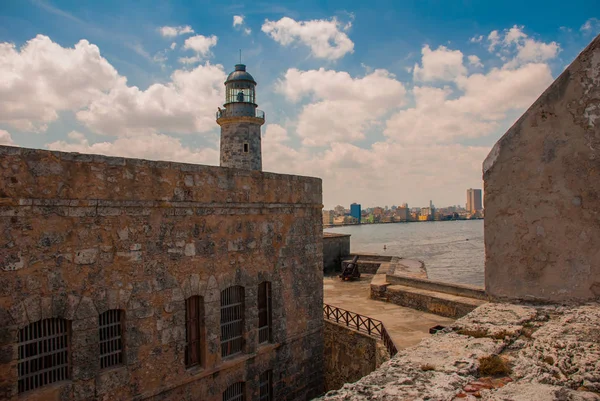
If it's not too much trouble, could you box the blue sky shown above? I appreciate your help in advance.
[0,0,598,208]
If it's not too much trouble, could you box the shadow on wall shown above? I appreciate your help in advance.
[323,233,351,273]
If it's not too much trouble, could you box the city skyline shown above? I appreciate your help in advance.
[0,1,598,209]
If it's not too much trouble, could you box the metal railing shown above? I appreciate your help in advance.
[216,108,265,120]
[323,304,398,356]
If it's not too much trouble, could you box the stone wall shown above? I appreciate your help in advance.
[484,34,600,302]
[323,321,388,392]
[322,233,350,273]
[219,118,263,171]
[0,146,324,400]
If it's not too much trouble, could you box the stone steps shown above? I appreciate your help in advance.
[380,284,487,319]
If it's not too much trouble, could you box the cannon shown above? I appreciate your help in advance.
[339,255,360,281]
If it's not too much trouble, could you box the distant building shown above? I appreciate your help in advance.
[466,188,483,213]
[396,206,410,221]
[334,205,346,216]
[350,203,361,224]
[323,210,334,225]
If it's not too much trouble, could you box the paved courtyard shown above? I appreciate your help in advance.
[323,274,455,350]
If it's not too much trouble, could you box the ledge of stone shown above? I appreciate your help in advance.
[316,302,600,401]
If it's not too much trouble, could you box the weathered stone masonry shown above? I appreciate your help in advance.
[0,145,324,400]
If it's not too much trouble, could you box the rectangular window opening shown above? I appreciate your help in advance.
[99,309,124,370]
[258,282,272,344]
[223,381,245,401]
[243,143,249,153]
[259,370,273,401]
[185,296,203,367]
[221,286,245,357]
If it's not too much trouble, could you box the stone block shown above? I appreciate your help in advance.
[74,248,98,265]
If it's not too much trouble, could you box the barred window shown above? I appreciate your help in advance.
[99,309,124,369]
[258,282,272,344]
[185,296,203,367]
[221,286,244,357]
[259,370,273,401]
[18,318,70,393]
[223,381,245,401]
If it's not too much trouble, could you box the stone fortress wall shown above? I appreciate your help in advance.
[0,146,324,400]
[484,34,600,302]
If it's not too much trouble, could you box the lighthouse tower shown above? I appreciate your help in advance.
[217,64,265,171]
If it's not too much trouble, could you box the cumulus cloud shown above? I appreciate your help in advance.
[0,35,120,132]
[468,55,483,67]
[261,16,354,60]
[484,26,559,68]
[233,15,244,27]
[0,129,15,145]
[386,62,553,144]
[581,18,600,35]
[76,62,226,136]
[413,45,467,82]
[277,68,406,145]
[181,34,218,63]
[46,132,219,165]
[159,25,194,37]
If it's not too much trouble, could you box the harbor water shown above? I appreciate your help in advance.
[325,220,485,288]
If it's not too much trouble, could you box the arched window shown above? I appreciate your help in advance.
[18,318,70,393]
[185,296,204,367]
[99,309,124,369]
[220,286,244,357]
[223,381,245,401]
[258,282,272,344]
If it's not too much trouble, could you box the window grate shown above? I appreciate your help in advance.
[99,310,123,369]
[258,282,272,344]
[221,286,244,357]
[185,296,202,367]
[18,318,70,393]
[259,370,272,401]
[223,381,245,401]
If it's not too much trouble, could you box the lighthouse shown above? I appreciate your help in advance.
[216,64,265,171]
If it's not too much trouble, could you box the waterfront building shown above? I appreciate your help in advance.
[396,206,410,221]
[334,205,346,216]
[466,188,483,214]
[350,203,361,224]
[323,210,334,226]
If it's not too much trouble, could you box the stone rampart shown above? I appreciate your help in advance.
[323,321,388,392]
[0,146,323,400]
[322,233,350,273]
[484,34,600,302]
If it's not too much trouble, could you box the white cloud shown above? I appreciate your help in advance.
[386,62,553,144]
[0,35,120,132]
[46,132,218,165]
[277,68,406,146]
[413,45,466,82]
[76,62,226,137]
[468,55,483,67]
[233,15,244,27]
[484,26,560,68]
[261,16,354,60]
[170,42,177,50]
[0,129,15,145]
[181,35,218,63]
[264,124,289,143]
[470,35,483,43]
[581,18,600,34]
[159,25,194,38]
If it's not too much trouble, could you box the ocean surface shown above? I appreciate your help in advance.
[325,220,485,288]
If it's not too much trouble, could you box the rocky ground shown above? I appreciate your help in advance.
[316,302,600,401]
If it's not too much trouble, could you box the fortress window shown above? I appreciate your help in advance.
[185,296,203,367]
[18,318,70,393]
[243,143,249,153]
[223,381,245,401]
[258,282,272,344]
[99,309,124,369]
[221,286,245,357]
[259,370,273,401]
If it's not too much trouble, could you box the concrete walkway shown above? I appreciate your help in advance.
[324,274,455,350]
